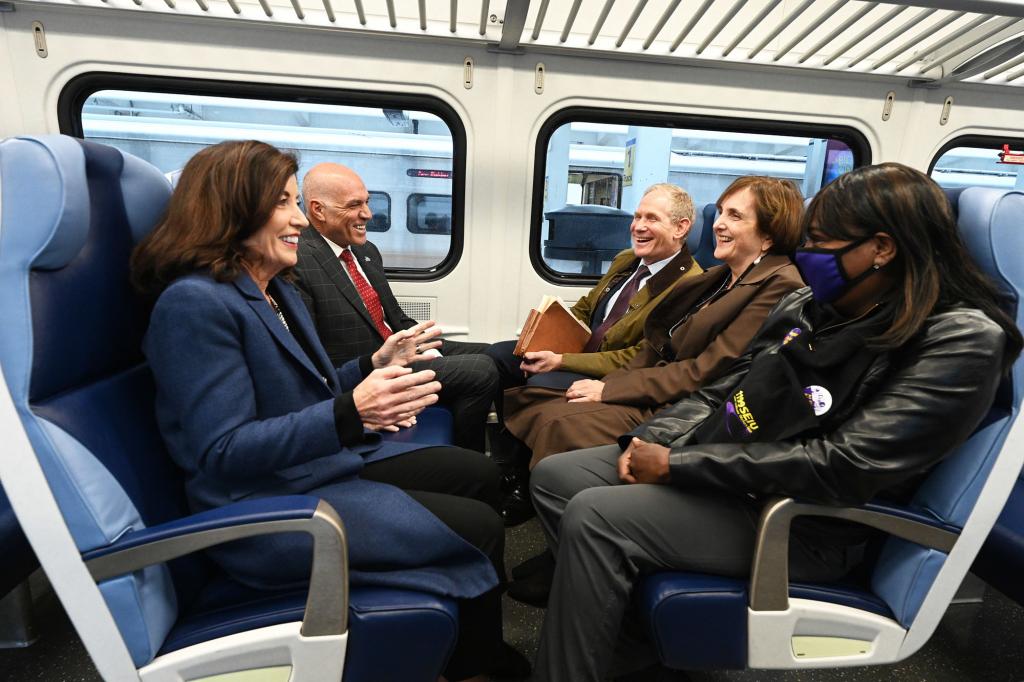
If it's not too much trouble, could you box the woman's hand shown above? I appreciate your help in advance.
[618,437,670,484]
[566,379,605,403]
[353,365,440,429]
[372,320,443,368]
[520,350,563,375]
[364,415,417,432]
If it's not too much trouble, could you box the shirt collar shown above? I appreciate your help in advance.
[321,234,348,259]
[639,249,680,279]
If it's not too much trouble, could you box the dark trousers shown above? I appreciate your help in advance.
[361,446,505,681]
[412,339,498,453]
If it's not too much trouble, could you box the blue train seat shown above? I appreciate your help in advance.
[0,135,457,681]
[687,203,723,269]
[0,488,36,601]
[637,186,1024,670]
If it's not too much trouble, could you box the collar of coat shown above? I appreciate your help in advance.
[612,246,698,298]
[702,252,794,287]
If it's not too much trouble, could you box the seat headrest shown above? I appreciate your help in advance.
[956,188,1024,306]
[0,136,170,272]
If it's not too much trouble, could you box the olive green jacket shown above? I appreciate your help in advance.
[561,247,702,378]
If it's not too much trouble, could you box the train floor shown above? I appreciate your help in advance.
[2,515,1024,681]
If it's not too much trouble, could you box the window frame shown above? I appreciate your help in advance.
[406,193,453,235]
[530,106,871,286]
[366,190,392,233]
[928,134,1024,181]
[58,72,467,281]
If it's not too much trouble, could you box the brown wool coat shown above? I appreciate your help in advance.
[504,254,805,467]
[560,248,703,378]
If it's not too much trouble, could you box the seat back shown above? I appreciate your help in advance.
[871,188,1024,635]
[688,203,722,269]
[0,135,190,666]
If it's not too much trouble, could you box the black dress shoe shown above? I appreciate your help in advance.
[507,553,555,607]
[490,641,532,680]
[499,464,528,495]
[499,485,536,527]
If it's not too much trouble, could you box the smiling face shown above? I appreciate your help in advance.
[630,189,689,264]
[713,187,772,275]
[306,167,374,248]
[241,175,308,281]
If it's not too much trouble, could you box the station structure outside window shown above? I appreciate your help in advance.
[537,117,860,279]
[78,90,456,271]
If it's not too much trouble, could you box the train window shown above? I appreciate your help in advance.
[62,77,465,277]
[407,194,452,235]
[367,191,392,232]
[930,137,1024,191]
[533,109,866,282]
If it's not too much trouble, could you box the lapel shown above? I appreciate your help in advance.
[352,243,405,329]
[304,230,379,332]
[592,255,637,326]
[233,274,334,391]
[352,244,390,294]
[271,279,341,393]
[645,247,697,298]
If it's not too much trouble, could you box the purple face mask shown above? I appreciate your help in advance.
[793,235,877,304]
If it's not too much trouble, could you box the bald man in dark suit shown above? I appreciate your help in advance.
[294,163,497,453]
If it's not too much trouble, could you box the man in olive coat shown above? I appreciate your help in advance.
[485,183,703,391]
[486,183,702,524]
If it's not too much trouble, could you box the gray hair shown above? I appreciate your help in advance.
[643,183,695,224]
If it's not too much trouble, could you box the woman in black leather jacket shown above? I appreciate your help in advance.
[525,163,1023,682]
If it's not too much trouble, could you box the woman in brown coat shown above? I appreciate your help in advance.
[504,176,806,468]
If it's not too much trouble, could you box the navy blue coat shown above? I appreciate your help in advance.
[144,271,496,598]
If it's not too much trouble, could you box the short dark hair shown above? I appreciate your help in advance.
[717,176,804,254]
[132,140,298,294]
[806,162,1022,362]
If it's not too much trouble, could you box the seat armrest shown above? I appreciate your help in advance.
[82,496,348,636]
[748,497,959,612]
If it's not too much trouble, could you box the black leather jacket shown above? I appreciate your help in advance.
[626,288,1009,507]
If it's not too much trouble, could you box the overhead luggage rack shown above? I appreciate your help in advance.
[10,0,1024,88]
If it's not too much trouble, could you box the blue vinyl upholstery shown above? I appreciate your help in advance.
[687,203,722,269]
[960,188,1024,605]
[0,135,459,680]
[637,186,1024,669]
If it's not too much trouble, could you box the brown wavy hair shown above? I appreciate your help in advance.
[718,175,804,254]
[131,140,298,295]
[806,162,1022,361]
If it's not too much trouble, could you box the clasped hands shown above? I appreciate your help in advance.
[617,437,671,484]
[357,321,444,432]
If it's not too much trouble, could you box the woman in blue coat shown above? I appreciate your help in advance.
[132,140,527,682]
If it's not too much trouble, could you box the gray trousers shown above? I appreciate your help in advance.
[530,445,850,682]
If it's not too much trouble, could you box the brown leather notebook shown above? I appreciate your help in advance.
[513,296,592,356]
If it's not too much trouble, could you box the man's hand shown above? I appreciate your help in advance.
[520,350,563,375]
[618,437,670,484]
[566,379,605,403]
[371,321,443,368]
[352,366,440,429]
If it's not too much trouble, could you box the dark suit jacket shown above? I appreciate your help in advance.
[143,271,496,597]
[294,229,416,364]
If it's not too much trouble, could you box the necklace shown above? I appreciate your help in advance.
[266,293,290,331]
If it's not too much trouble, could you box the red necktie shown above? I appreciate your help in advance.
[339,249,392,341]
[583,264,650,353]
